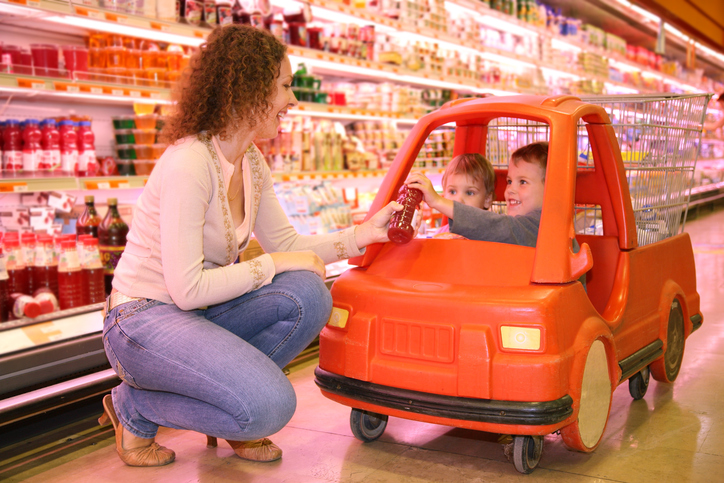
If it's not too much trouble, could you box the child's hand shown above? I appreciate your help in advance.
[405,172,438,203]
[406,172,454,218]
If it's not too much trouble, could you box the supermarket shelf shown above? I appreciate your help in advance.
[291,100,419,123]
[273,167,444,182]
[0,0,208,47]
[2,0,707,97]
[0,175,148,192]
[0,72,171,104]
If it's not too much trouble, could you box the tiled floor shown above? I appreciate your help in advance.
[4,209,724,482]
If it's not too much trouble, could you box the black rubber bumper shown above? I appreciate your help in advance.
[314,366,573,426]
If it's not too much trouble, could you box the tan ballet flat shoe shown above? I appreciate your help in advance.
[99,394,175,467]
[206,435,282,462]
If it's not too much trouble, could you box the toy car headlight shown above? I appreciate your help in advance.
[500,326,541,350]
[327,307,349,328]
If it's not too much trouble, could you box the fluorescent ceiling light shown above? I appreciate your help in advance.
[44,16,206,47]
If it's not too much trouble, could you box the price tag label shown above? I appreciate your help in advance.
[31,82,45,90]
[149,93,162,99]
[87,9,104,19]
[129,90,142,98]
[13,184,29,192]
[111,89,124,96]
[65,85,80,93]
[90,87,103,94]
[97,182,111,190]
[27,0,40,7]
[150,22,171,32]
[118,182,131,189]
[0,182,29,192]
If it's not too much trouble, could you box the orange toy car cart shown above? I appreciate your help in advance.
[315,94,709,474]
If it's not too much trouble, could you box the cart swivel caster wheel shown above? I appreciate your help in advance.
[350,409,388,442]
[513,435,543,474]
[628,366,650,400]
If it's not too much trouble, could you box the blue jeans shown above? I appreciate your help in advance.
[102,271,332,440]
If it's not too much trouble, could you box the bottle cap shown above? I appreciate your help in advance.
[21,233,37,242]
[61,240,77,250]
[85,195,95,203]
[84,237,99,246]
[79,121,91,127]
[23,300,42,318]
[108,198,118,205]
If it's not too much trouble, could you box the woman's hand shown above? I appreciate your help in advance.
[269,250,326,280]
[354,201,403,249]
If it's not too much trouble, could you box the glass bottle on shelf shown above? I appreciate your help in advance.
[99,198,129,297]
[77,195,102,238]
[20,233,37,296]
[0,247,9,322]
[33,235,59,300]
[58,240,84,310]
[81,237,105,305]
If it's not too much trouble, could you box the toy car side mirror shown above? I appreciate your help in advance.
[571,242,593,281]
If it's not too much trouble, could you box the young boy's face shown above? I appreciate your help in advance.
[505,159,546,217]
[444,173,492,209]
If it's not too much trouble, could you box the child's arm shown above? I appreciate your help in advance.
[406,172,454,218]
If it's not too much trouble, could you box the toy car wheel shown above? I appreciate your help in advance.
[650,299,685,383]
[512,435,543,474]
[628,366,650,400]
[561,339,612,452]
[350,408,388,442]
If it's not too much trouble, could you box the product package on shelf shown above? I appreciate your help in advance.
[274,181,352,235]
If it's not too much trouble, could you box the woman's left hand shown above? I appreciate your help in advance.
[354,201,403,249]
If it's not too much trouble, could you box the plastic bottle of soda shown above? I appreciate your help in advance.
[33,235,59,299]
[12,293,42,319]
[388,185,423,244]
[2,119,23,173]
[57,239,83,310]
[99,198,129,296]
[20,233,37,295]
[40,119,61,174]
[3,237,28,294]
[76,195,102,238]
[77,121,97,177]
[21,119,42,176]
[59,120,78,177]
[81,237,105,305]
[0,247,9,322]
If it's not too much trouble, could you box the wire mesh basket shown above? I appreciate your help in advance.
[484,94,711,244]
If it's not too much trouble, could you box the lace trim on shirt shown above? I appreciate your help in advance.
[248,258,265,291]
[199,133,235,266]
[244,144,264,225]
[333,241,348,260]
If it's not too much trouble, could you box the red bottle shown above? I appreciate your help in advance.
[0,247,9,322]
[3,237,28,295]
[40,119,61,172]
[20,233,37,295]
[81,237,105,305]
[58,240,83,310]
[77,120,97,177]
[388,185,423,244]
[99,198,129,296]
[59,120,78,176]
[33,235,59,299]
[76,196,102,238]
[2,119,23,172]
[21,119,42,175]
[12,293,41,319]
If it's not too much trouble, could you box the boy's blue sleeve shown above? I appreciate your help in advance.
[449,203,541,247]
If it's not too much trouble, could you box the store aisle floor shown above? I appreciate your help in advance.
[4,209,724,483]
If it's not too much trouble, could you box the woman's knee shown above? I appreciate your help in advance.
[275,271,332,328]
[235,375,297,439]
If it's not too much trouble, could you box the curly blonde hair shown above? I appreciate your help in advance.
[162,25,287,144]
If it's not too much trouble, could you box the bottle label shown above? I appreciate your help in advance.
[204,1,217,24]
[34,244,55,267]
[59,249,81,272]
[22,150,39,171]
[3,150,23,170]
[5,248,25,270]
[0,255,8,281]
[100,245,125,275]
[40,150,61,170]
[218,5,232,25]
[23,246,36,267]
[185,0,203,24]
[84,248,103,269]
[78,150,96,171]
[61,150,78,173]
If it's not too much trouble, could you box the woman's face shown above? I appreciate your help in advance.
[256,55,297,139]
